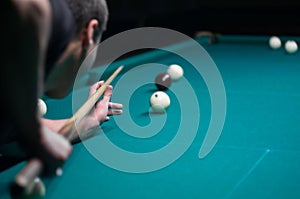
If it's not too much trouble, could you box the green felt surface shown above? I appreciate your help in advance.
[1,35,300,199]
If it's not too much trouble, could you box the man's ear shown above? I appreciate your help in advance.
[82,19,99,47]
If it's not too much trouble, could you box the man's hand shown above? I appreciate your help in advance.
[41,81,123,144]
[70,81,123,142]
[89,81,123,124]
[37,125,72,175]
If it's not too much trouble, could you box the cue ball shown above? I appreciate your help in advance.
[150,91,170,112]
[167,64,184,81]
[37,98,47,117]
[155,73,172,90]
[285,40,298,54]
[269,36,281,49]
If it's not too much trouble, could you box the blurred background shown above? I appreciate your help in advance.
[103,0,300,39]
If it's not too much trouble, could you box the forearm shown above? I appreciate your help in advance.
[41,118,67,133]
[41,117,99,144]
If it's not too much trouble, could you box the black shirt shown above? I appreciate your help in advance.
[45,0,76,76]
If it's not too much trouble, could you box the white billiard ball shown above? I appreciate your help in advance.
[37,98,47,117]
[167,64,184,81]
[150,91,170,112]
[285,40,298,54]
[269,36,281,49]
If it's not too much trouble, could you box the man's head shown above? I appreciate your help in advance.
[44,0,108,98]
[66,0,108,43]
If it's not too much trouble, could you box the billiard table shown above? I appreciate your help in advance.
[1,33,300,199]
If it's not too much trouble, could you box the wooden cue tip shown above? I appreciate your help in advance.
[113,65,124,75]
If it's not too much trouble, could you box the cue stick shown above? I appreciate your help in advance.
[13,66,123,190]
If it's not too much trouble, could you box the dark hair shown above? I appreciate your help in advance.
[64,0,108,38]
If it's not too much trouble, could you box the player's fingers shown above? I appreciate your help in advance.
[89,81,104,97]
[108,102,123,109]
[102,85,113,103]
[107,109,123,116]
